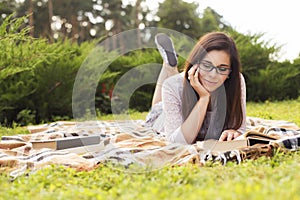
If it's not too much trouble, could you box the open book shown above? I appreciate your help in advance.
[236,131,279,146]
[196,130,300,153]
[196,139,248,153]
[195,131,280,153]
[236,130,300,150]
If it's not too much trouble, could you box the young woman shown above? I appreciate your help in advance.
[145,32,246,144]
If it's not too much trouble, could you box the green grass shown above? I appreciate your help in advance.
[1,99,300,200]
[246,99,300,126]
[98,111,149,121]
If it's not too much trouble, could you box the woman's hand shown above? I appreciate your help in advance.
[219,129,242,141]
[188,64,210,98]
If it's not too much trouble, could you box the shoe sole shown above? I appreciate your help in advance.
[155,33,177,67]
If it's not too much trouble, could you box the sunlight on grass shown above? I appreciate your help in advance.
[0,100,300,199]
[246,98,300,126]
[0,151,299,199]
[97,111,148,121]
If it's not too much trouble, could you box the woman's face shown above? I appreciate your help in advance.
[197,50,231,92]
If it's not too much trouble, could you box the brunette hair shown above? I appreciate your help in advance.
[182,32,243,134]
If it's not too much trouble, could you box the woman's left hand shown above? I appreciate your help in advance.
[219,129,242,141]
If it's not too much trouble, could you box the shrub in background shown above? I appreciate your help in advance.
[0,15,96,125]
[1,15,299,126]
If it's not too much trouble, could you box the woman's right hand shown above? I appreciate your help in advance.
[188,64,210,98]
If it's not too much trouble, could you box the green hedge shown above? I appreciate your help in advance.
[0,16,299,126]
[0,15,97,125]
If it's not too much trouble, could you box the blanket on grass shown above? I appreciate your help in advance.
[0,117,299,179]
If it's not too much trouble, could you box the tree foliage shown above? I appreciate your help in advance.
[0,15,98,125]
[156,0,202,38]
[0,0,17,24]
[15,0,96,41]
[11,0,151,43]
[0,1,299,125]
[200,7,228,34]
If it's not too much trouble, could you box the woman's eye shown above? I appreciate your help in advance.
[218,67,228,72]
[203,64,212,68]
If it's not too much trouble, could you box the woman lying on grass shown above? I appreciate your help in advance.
[144,32,246,144]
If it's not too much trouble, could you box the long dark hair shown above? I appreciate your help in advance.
[182,32,243,138]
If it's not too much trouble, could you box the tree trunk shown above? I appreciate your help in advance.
[135,0,142,48]
[28,0,34,37]
[70,14,78,43]
[112,19,117,50]
[48,0,53,42]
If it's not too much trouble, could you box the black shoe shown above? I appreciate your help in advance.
[155,33,178,67]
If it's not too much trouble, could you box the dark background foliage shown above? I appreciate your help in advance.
[0,0,299,125]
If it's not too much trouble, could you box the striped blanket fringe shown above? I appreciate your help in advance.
[0,117,299,179]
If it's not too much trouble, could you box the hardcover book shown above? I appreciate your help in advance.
[31,135,101,150]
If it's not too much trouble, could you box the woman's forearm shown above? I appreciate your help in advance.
[181,96,210,144]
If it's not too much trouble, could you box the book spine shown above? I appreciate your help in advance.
[56,136,101,150]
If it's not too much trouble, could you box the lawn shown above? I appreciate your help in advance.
[1,99,300,200]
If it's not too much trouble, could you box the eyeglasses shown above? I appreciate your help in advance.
[198,60,231,75]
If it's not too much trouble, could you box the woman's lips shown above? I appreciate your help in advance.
[204,79,218,86]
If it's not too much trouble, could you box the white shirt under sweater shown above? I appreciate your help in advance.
[153,72,247,144]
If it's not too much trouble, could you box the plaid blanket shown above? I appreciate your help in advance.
[0,117,299,179]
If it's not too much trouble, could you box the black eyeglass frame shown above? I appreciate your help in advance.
[197,60,232,75]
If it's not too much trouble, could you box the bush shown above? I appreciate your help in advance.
[229,30,300,101]
[0,15,96,125]
[1,15,300,125]
[247,61,300,101]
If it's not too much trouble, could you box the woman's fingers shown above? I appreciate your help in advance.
[219,132,229,141]
[218,132,227,141]
[192,68,202,86]
[188,65,197,80]
[227,132,234,141]
[194,67,199,77]
[234,131,242,138]
[188,65,210,97]
[188,64,198,82]
[219,130,241,141]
